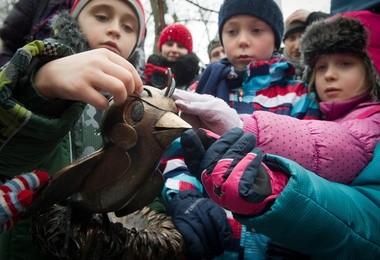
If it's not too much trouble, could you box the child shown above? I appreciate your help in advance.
[175,15,380,184]
[178,15,380,258]
[195,0,320,118]
[0,0,145,258]
[161,0,320,258]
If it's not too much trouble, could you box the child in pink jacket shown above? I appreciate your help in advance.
[174,16,380,215]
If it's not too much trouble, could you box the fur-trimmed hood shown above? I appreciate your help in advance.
[50,10,145,72]
[50,10,91,53]
[301,16,380,101]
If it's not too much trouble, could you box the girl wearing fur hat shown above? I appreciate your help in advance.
[144,23,201,90]
[160,0,320,259]
[161,0,321,258]
[176,16,380,258]
[164,0,326,259]
[0,0,146,258]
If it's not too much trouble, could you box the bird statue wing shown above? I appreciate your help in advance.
[114,169,164,217]
[23,146,131,217]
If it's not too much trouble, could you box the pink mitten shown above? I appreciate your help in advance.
[172,89,242,135]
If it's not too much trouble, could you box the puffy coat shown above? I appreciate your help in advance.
[0,10,100,259]
[236,140,380,258]
[0,38,85,260]
[242,94,380,183]
[196,56,321,118]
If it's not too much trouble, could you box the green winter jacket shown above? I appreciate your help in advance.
[0,40,85,176]
[0,39,85,259]
[236,141,380,259]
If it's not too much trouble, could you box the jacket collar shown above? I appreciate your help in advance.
[319,93,372,120]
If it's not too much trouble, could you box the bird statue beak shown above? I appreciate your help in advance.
[153,111,191,149]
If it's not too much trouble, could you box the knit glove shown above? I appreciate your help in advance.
[181,128,288,215]
[145,63,173,88]
[172,89,243,135]
[168,189,232,259]
[0,170,49,232]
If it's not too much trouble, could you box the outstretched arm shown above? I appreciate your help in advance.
[181,126,380,257]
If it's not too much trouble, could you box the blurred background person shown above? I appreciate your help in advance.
[207,35,226,64]
[144,23,201,90]
[282,19,307,79]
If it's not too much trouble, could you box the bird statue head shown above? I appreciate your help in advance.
[25,72,191,217]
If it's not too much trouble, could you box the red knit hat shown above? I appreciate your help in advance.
[158,23,193,53]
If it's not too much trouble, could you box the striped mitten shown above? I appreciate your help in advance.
[0,170,49,232]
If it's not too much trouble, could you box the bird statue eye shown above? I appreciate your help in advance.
[131,101,144,123]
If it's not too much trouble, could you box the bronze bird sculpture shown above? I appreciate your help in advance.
[25,73,191,217]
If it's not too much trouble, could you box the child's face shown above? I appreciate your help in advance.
[315,53,369,102]
[221,15,276,69]
[77,0,138,59]
[161,41,189,61]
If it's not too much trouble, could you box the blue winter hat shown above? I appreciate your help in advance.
[218,0,284,50]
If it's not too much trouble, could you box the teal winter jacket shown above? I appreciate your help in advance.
[236,141,380,258]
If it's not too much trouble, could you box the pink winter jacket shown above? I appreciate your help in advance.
[242,94,380,184]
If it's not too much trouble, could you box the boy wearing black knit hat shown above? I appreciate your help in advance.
[161,0,321,259]
[193,0,319,117]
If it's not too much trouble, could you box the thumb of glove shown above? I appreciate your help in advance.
[181,128,220,179]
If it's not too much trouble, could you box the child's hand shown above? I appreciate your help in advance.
[34,48,144,110]
[181,128,288,216]
[0,170,49,232]
[172,89,242,135]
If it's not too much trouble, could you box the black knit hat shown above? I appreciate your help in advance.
[218,0,284,50]
[301,16,380,101]
[283,21,306,42]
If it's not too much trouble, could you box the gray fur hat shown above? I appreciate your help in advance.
[301,16,380,101]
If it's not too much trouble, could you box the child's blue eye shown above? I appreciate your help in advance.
[122,24,134,33]
[339,61,352,68]
[252,28,263,34]
[95,14,109,22]
[316,64,327,71]
[227,29,237,36]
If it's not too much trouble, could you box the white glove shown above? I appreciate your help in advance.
[172,89,242,135]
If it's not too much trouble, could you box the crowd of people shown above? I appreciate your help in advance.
[1,0,380,259]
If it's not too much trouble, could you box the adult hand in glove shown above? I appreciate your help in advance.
[181,128,288,216]
[172,89,242,135]
[0,170,49,232]
[168,189,232,259]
